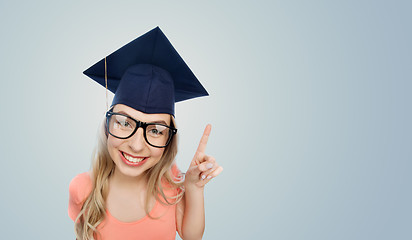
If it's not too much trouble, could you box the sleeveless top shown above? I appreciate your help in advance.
[68,165,182,240]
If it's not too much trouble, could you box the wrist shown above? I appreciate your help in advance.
[184,181,205,193]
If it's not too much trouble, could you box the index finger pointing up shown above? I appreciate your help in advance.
[196,124,212,154]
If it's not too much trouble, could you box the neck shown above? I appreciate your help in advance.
[110,168,148,191]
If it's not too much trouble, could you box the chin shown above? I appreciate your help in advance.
[115,164,146,178]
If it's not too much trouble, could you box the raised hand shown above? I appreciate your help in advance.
[184,124,223,189]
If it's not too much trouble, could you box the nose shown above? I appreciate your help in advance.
[127,127,146,152]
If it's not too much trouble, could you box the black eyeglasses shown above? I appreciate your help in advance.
[106,111,177,148]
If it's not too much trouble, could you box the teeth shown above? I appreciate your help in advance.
[123,153,145,163]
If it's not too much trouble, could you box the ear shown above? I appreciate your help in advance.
[104,119,109,137]
[105,106,115,138]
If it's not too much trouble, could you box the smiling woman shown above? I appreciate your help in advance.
[68,27,223,240]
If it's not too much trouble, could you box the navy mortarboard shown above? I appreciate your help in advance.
[83,27,208,116]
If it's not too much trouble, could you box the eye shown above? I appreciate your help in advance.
[150,129,161,135]
[119,120,130,127]
[113,115,133,129]
[147,124,167,137]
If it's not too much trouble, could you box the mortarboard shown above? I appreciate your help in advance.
[83,27,208,116]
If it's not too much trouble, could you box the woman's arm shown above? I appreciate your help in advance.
[177,125,223,240]
[180,186,205,240]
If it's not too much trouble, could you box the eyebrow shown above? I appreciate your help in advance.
[116,110,168,125]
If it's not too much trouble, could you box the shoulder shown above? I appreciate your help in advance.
[68,172,93,221]
[164,162,184,186]
[160,162,184,198]
[171,162,182,179]
[69,172,93,202]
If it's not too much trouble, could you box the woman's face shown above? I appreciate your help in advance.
[107,104,171,179]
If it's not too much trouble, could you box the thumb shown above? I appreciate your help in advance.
[187,164,202,176]
[190,150,206,167]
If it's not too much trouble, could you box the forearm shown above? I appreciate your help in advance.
[181,186,205,240]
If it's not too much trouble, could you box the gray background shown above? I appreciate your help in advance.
[1,0,411,239]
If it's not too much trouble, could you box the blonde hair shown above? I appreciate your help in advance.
[74,115,184,240]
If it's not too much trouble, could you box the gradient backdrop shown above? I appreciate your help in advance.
[0,1,411,239]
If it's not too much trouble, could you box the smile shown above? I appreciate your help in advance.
[120,151,148,166]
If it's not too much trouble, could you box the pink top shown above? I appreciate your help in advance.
[68,165,182,240]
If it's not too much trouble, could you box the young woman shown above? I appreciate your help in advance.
[68,27,223,240]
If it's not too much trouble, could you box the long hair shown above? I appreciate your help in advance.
[74,115,184,240]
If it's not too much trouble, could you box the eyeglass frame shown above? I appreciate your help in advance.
[105,110,178,148]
